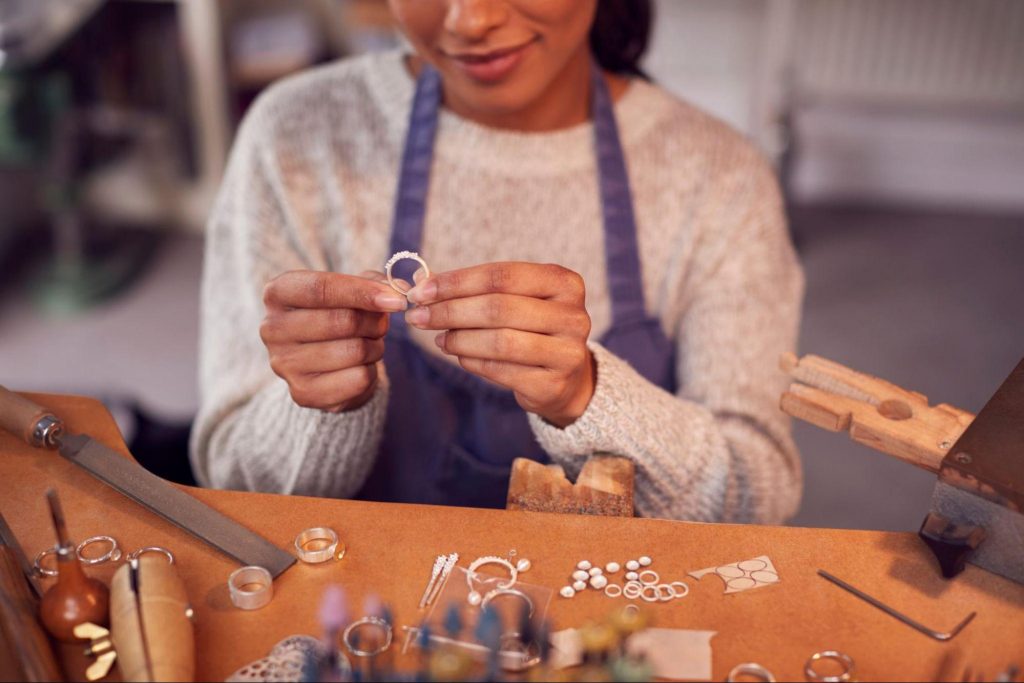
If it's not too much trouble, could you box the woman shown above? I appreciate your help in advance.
[191,0,804,523]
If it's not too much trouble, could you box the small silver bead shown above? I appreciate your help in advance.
[577,560,592,571]
[638,556,652,567]
[605,562,621,573]
[625,560,640,571]
[588,567,603,577]
[560,586,576,599]
[573,580,587,592]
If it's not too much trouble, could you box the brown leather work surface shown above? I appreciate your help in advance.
[1,393,1022,682]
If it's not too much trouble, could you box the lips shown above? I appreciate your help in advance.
[445,38,536,83]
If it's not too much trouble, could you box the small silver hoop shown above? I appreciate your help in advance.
[481,588,535,617]
[33,548,59,577]
[127,546,174,565]
[640,585,660,603]
[670,580,690,598]
[656,584,674,601]
[623,582,642,599]
[638,570,659,586]
[604,584,623,598]
[343,616,393,658]
[384,251,430,297]
[76,536,122,566]
[805,651,855,682]
[728,662,777,682]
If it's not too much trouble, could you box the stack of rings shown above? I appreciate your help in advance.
[618,578,689,602]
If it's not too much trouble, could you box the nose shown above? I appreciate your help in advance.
[444,0,509,41]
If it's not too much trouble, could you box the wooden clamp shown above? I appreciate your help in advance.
[779,353,975,473]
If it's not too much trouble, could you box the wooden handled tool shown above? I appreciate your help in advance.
[109,555,194,682]
[0,386,64,449]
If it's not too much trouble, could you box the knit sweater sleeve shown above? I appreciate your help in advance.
[189,88,388,497]
[529,148,804,525]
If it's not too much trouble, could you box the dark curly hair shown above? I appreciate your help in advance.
[589,0,654,78]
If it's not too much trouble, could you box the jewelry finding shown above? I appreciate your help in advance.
[605,562,621,573]
[419,555,447,609]
[638,570,660,586]
[669,581,690,598]
[127,546,174,565]
[625,560,640,571]
[76,536,122,566]
[384,251,430,297]
[640,585,660,603]
[656,584,674,602]
[573,580,587,592]
[638,556,652,566]
[604,584,623,598]
[228,565,273,610]
[33,547,58,577]
[804,651,854,682]
[560,586,576,599]
[623,583,642,600]
[727,662,777,682]
[589,574,608,590]
[481,588,535,617]
[572,570,589,582]
[425,553,459,608]
[466,553,529,606]
[343,616,393,658]
[294,527,340,564]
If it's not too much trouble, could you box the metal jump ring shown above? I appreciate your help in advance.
[384,251,430,297]
[638,570,660,586]
[670,580,690,598]
[640,585,660,603]
[604,584,623,598]
[805,651,855,682]
[481,587,535,617]
[728,662,777,682]
[127,546,175,565]
[33,547,59,577]
[343,616,393,658]
[76,536,122,566]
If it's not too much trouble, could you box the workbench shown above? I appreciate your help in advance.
[2,394,1022,681]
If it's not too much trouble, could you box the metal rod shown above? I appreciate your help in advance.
[818,569,975,641]
[45,489,70,549]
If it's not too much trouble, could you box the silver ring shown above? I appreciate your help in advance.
[805,651,855,682]
[728,662,776,682]
[294,527,339,564]
[638,570,659,586]
[76,536,122,566]
[623,582,642,599]
[670,580,690,598]
[640,585,660,603]
[33,547,59,577]
[384,250,430,297]
[127,546,174,565]
[604,584,623,598]
[228,565,273,610]
[343,616,393,658]
[481,588,534,617]
[656,584,674,602]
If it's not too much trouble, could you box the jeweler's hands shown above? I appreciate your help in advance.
[260,270,408,412]
[405,262,595,427]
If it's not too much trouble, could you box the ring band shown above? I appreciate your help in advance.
[481,588,535,617]
[728,662,776,682]
[640,585,660,603]
[127,546,175,565]
[77,536,122,565]
[294,527,340,564]
[384,251,430,297]
[228,565,273,610]
[657,584,674,601]
[343,616,393,658]
[638,570,660,586]
[604,584,623,598]
[33,548,58,577]
[670,580,690,598]
[805,651,855,682]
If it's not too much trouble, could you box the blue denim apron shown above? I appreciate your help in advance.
[358,64,676,508]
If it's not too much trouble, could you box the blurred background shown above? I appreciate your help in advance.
[0,0,1021,530]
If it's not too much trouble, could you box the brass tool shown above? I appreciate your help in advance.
[782,354,1024,585]
[39,489,110,643]
[0,387,295,578]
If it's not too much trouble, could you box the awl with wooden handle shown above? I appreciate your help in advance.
[0,386,295,578]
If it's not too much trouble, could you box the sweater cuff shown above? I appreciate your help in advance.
[527,341,650,470]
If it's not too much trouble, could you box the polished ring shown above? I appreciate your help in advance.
[623,582,642,599]
[656,584,674,602]
[727,662,776,682]
[127,547,174,564]
[33,547,59,577]
[384,251,430,297]
[640,585,660,603]
[604,584,623,598]
[669,580,690,598]
[481,588,535,617]
[638,570,660,586]
[228,565,273,610]
[76,536,122,565]
[805,651,855,682]
[343,616,393,658]
[294,527,340,564]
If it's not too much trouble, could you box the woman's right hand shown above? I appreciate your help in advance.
[260,270,408,412]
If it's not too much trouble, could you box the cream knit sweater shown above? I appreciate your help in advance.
[191,50,805,524]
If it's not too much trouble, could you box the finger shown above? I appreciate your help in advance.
[288,363,378,411]
[271,338,385,377]
[361,269,412,295]
[264,270,408,312]
[405,294,590,336]
[407,262,584,306]
[436,329,585,371]
[262,308,388,344]
[457,356,554,398]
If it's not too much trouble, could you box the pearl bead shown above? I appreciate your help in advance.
[625,571,639,581]
[573,580,587,592]
[626,560,640,571]
[590,575,608,589]
[605,562,621,573]
[560,586,576,599]
[572,570,589,582]
[588,567,603,577]
[577,560,592,570]
[516,558,532,572]
[467,591,482,606]
[639,556,652,566]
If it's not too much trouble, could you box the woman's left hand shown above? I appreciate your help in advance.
[405,262,595,427]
